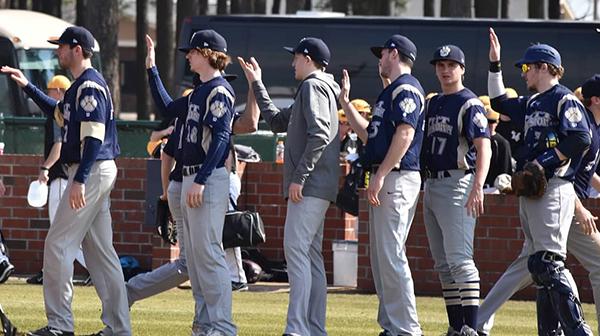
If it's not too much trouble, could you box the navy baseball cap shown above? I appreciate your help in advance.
[514,44,561,68]
[370,35,417,62]
[582,74,600,99]
[284,37,331,66]
[178,29,227,53]
[48,26,95,52]
[430,45,465,67]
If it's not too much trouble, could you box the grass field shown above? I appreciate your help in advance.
[0,280,597,335]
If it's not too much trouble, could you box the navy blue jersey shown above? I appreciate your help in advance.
[181,76,234,184]
[162,117,184,183]
[423,88,490,172]
[494,84,589,181]
[574,110,600,199]
[362,74,425,170]
[57,68,119,164]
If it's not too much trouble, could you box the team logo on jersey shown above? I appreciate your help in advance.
[187,104,201,122]
[427,116,453,136]
[80,95,98,116]
[473,113,488,130]
[210,100,226,118]
[439,46,451,57]
[373,101,385,118]
[511,130,521,143]
[564,107,583,127]
[399,98,416,116]
[524,111,553,134]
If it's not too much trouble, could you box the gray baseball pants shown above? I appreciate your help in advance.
[181,168,236,336]
[284,196,330,336]
[370,170,422,336]
[43,160,131,335]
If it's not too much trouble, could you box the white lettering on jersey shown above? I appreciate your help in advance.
[524,111,553,134]
[187,104,201,122]
[427,116,453,136]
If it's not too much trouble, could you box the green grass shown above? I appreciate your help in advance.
[0,280,597,335]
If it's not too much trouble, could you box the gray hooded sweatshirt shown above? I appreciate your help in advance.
[252,71,341,202]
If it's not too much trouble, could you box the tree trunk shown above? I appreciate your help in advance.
[441,0,473,17]
[331,0,348,13]
[16,0,27,9]
[41,0,61,18]
[286,0,306,14]
[253,0,267,13]
[176,0,199,48]
[136,0,149,119]
[86,0,120,116]
[156,0,175,97]
[217,0,227,14]
[272,0,281,14]
[528,0,545,18]
[352,0,390,15]
[501,0,509,18]
[548,0,560,19]
[76,0,89,26]
[31,0,42,11]
[423,0,435,16]
[475,0,499,17]
[199,0,208,14]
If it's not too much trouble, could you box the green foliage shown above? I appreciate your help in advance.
[0,281,597,335]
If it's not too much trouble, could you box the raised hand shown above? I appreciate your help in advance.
[145,34,156,69]
[237,56,262,83]
[489,27,501,62]
[339,69,351,105]
[0,66,29,88]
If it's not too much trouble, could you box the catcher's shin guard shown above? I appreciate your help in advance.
[528,251,593,336]
[0,304,17,336]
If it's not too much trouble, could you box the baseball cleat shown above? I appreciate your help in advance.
[0,259,14,284]
[26,326,74,336]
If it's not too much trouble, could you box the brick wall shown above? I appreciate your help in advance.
[1,155,597,303]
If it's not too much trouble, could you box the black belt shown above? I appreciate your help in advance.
[370,164,402,173]
[427,168,474,179]
[182,165,201,176]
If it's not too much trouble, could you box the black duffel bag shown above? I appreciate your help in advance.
[223,197,266,249]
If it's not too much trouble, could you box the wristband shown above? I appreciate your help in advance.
[536,149,562,169]
[40,166,49,171]
[489,61,501,72]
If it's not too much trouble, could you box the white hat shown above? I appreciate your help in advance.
[27,181,48,208]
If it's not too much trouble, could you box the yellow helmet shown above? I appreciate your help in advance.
[182,88,193,97]
[573,87,583,103]
[426,92,438,100]
[479,95,490,106]
[485,105,500,122]
[350,99,371,114]
[47,75,70,90]
[505,87,518,98]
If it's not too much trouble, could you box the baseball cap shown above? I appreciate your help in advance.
[582,74,600,99]
[48,26,95,52]
[514,44,561,68]
[284,37,331,66]
[178,29,227,53]
[370,34,417,62]
[430,45,465,67]
[47,75,71,90]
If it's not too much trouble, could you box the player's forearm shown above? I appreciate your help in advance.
[251,80,289,132]
[160,152,175,198]
[233,88,259,134]
[377,124,414,176]
[339,100,369,143]
[74,137,102,184]
[473,137,492,189]
[42,142,62,169]
[22,83,58,116]
[147,66,176,118]
[193,128,230,185]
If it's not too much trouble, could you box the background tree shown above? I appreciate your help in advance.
[85,0,121,116]
[528,0,545,18]
[548,0,560,19]
[156,0,175,97]
[441,0,473,17]
[136,0,149,119]
[424,0,435,17]
[217,0,227,14]
[176,0,200,47]
[501,0,509,18]
[76,0,88,27]
[475,0,499,17]
[286,0,310,13]
[351,0,390,15]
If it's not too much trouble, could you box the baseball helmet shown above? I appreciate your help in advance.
[47,75,70,90]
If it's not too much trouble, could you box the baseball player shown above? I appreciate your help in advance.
[176,29,238,336]
[478,75,600,336]
[422,44,491,336]
[486,27,593,335]
[1,26,130,336]
[339,34,425,336]
[27,75,89,285]
[238,36,340,336]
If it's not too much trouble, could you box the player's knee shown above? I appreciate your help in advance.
[448,260,479,282]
